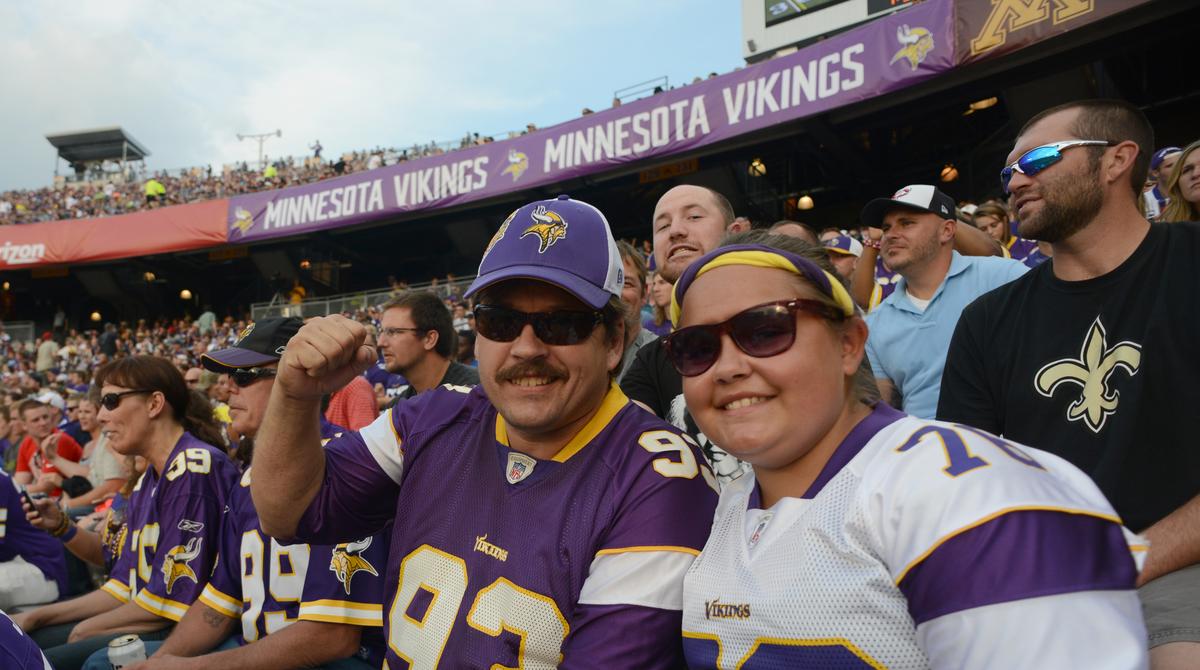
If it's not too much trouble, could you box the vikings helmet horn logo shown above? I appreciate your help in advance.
[500,149,529,182]
[520,205,568,254]
[232,207,255,235]
[162,537,203,594]
[889,24,934,71]
[329,537,379,595]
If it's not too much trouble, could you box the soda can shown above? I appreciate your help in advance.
[107,634,147,669]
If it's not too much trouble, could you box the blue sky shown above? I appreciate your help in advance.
[0,1,743,191]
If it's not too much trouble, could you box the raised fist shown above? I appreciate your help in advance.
[275,315,376,401]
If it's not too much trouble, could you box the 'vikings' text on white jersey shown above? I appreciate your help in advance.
[682,404,1148,669]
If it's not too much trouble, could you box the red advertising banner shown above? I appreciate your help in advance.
[0,199,229,270]
[956,0,1155,64]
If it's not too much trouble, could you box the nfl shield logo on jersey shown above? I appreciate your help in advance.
[506,452,536,484]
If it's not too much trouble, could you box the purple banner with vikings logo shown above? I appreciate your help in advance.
[227,0,954,243]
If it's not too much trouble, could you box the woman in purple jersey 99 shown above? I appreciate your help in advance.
[14,357,236,670]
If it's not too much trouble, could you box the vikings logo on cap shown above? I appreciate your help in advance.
[500,149,529,182]
[231,207,255,235]
[162,537,203,594]
[329,537,379,595]
[237,323,255,343]
[890,24,934,71]
[521,205,568,253]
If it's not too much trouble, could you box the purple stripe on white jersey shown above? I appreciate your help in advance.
[899,509,1136,625]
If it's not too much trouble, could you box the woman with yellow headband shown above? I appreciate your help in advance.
[670,236,1147,668]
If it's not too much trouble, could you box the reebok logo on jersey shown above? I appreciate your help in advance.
[705,599,751,620]
[1034,316,1141,433]
[177,519,205,533]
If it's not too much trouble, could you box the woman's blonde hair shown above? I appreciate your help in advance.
[1161,140,1200,223]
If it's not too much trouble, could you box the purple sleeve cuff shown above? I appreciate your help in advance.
[562,604,686,669]
[899,510,1136,625]
[294,433,400,545]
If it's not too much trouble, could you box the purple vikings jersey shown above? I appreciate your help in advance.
[0,609,52,669]
[295,384,719,669]
[1005,236,1046,268]
[683,404,1147,669]
[99,432,238,622]
[869,256,900,311]
[0,472,67,593]
[199,467,388,666]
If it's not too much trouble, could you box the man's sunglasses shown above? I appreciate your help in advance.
[230,367,277,388]
[474,304,603,346]
[100,390,152,411]
[1001,140,1111,194]
[663,299,845,377]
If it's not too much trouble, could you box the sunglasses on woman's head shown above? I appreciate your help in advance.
[230,367,277,388]
[100,390,152,411]
[663,299,845,377]
[1001,140,1112,194]
[473,304,603,346]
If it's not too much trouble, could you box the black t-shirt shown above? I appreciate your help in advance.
[938,222,1200,531]
[620,339,751,483]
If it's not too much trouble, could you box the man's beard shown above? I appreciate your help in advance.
[1017,163,1104,243]
[886,229,940,275]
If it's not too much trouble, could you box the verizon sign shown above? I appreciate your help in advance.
[0,241,47,267]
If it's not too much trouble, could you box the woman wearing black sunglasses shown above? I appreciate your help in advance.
[672,237,1147,668]
[14,356,239,670]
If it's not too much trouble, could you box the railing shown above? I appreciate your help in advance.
[614,76,669,104]
[250,276,477,321]
[1,321,35,346]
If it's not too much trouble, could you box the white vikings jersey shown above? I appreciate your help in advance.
[682,404,1148,669]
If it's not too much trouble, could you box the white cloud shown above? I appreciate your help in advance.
[0,0,738,190]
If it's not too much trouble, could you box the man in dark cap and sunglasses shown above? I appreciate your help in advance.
[250,195,717,669]
[939,99,1200,668]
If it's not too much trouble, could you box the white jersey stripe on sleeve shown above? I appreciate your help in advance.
[579,549,697,610]
[359,409,404,484]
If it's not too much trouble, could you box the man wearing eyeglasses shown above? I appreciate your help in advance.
[103,316,389,670]
[938,99,1200,668]
[376,290,478,404]
[859,184,1027,420]
[251,195,718,668]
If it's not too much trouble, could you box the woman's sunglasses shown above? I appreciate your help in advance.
[473,304,603,346]
[230,367,277,388]
[1000,140,1111,194]
[664,299,844,378]
[100,390,152,411]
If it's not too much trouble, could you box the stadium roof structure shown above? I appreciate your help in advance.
[44,126,150,165]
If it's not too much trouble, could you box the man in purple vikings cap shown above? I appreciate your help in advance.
[250,195,718,668]
[823,233,863,280]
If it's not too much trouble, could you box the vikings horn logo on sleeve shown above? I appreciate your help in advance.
[162,537,203,594]
[889,24,934,71]
[521,205,569,253]
[329,537,380,595]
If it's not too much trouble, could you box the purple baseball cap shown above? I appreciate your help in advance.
[465,195,624,310]
[201,317,302,370]
[824,234,863,257]
[1151,147,1182,170]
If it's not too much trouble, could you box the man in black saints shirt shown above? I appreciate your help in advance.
[938,99,1200,666]
[620,184,750,484]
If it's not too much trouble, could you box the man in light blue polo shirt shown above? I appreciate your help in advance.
[862,184,1027,418]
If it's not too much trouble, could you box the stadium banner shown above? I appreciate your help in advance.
[227,0,954,243]
[956,0,1155,65]
[0,199,229,270]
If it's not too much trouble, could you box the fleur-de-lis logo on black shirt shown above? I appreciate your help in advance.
[1034,317,1141,433]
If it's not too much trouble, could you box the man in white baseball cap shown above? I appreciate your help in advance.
[860,184,1027,419]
